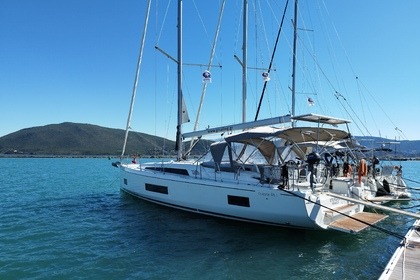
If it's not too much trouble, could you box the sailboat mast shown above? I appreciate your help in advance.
[291,0,298,127]
[176,0,183,160]
[242,0,248,123]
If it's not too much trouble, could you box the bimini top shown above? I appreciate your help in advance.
[292,113,351,125]
[224,113,351,143]
[274,127,349,143]
[225,126,350,144]
[208,114,352,165]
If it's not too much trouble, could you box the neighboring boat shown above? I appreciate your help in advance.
[370,142,411,201]
[114,0,414,233]
[348,140,411,202]
[367,161,411,203]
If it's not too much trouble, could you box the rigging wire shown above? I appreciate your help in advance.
[254,0,289,120]
[187,0,226,156]
[164,63,175,147]
[156,0,172,45]
[357,78,408,140]
[285,6,365,134]
[121,0,152,158]
[290,27,371,137]
[152,0,176,156]
[191,0,223,67]
[233,1,243,57]
[403,177,420,186]
[294,1,325,115]
[333,90,371,136]
[355,77,380,134]
[319,1,356,77]
[252,0,260,112]
[294,2,321,108]
[319,0,407,140]
[288,1,379,138]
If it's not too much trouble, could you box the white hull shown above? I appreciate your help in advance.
[119,161,368,231]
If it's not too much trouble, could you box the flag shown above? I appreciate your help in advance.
[202,70,212,83]
[181,96,190,124]
[307,97,315,106]
[262,72,270,81]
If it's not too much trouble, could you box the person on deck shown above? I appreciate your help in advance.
[358,158,367,185]
[347,163,353,178]
[343,162,349,177]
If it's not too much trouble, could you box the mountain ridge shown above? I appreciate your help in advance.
[0,122,185,156]
[0,122,419,157]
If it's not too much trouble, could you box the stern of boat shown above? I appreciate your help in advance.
[307,181,388,233]
[311,195,387,233]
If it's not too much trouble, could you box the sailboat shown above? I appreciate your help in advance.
[113,0,415,233]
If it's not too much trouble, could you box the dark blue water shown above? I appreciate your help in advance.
[1,158,419,279]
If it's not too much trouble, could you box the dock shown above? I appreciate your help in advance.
[379,219,420,280]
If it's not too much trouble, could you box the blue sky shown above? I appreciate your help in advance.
[1,0,419,141]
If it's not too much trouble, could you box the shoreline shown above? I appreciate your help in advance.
[1,154,420,161]
[0,154,178,159]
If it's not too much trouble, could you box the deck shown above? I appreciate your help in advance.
[328,212,387,233]
[379,219,420,280]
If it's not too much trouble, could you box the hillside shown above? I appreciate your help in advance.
[0,122,419,157]
[0,122,210,156]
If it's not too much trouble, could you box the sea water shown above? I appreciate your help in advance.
[0,158,419,279]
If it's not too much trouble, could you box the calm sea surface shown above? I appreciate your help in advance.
[1,158,419,279]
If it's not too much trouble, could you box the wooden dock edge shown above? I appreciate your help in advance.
[379,219,420,280]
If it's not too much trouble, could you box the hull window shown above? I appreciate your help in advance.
[145,183,168,194]
[124,178,128,185]
[227,195,250,207]
[145,167,189,176]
